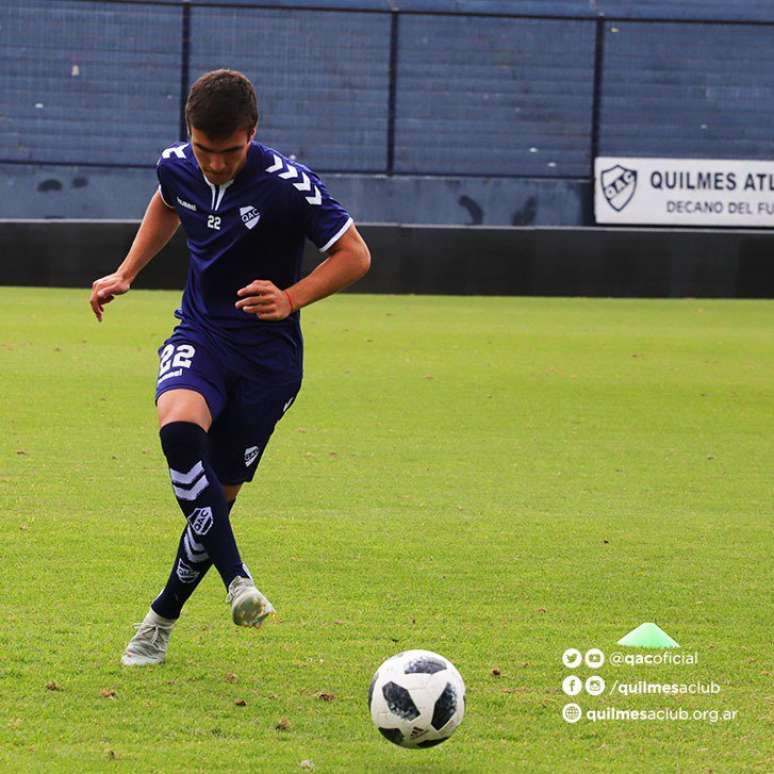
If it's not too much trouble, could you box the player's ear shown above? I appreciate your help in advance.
[247,127,256,143]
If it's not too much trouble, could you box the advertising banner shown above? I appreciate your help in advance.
[595,157,774,227]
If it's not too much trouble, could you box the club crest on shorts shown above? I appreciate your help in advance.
[601,164,638,212]
[188,506,213,536]
[244,445,260,468]
[240,206,261,230]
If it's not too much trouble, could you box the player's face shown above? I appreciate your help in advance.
[190,126,255,185]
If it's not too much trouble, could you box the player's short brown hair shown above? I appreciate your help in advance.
[185,69,258,138]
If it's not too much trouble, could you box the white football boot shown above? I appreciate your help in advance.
[227,576,275,627]
[121,609,176,666]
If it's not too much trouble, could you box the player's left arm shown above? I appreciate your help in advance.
[235,223,370,320]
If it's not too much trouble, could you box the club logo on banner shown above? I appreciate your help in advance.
[601,165,638,212]
[595,157,774,227]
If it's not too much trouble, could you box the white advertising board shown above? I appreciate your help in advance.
[594,157,774,227]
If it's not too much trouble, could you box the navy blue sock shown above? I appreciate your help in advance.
[158,422,246,592]
[152,500,235,620]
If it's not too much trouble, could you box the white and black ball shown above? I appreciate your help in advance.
[368,649,466,748]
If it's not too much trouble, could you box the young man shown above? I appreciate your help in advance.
[89,69,370,666]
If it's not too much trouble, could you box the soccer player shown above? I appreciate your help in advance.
[89,69,370,666]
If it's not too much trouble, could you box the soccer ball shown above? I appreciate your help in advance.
[368,649,466,748]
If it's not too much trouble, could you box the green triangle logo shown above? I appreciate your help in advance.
[617,622,680,649]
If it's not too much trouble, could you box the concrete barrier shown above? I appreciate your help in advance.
[0,220,771,297]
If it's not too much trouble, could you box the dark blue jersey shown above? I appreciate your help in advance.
[155,141,352,380]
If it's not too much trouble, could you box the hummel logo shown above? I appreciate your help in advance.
[161,144,187,160]
[169,461,209,501]
[240,205,261,230]
[265,154,322,206]
[244,446,260,467]
[177,196,197,211]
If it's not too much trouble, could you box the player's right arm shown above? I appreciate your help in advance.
[89,190,180,321]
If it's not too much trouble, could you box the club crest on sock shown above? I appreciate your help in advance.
[188,506,214,536]
[176,558,200,583]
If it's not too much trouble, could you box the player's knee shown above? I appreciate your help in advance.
[160,422,209,487]
[157,389,212,430]
[160,421,208,461]
[160,422,218,509]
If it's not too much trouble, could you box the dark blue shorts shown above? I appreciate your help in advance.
[155,322,301,485]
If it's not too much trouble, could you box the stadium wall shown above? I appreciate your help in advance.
[1,220,771,298]
[2,1,774,227]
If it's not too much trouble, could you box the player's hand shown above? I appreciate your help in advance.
[90,272,131,322]
[235,280,294,321]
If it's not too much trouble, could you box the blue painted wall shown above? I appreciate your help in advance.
[599,21,774,160]
[395,15,594,177]
[1,0,180,165]
[1,0,772,224]
[189,6,391,172]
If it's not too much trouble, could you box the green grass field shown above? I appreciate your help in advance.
[1,287,772,772]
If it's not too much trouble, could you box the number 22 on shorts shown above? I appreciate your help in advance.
[158,343,196,380]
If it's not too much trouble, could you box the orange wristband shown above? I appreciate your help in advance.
[284,289,296,313]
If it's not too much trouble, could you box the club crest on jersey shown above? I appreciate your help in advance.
[601,164,638,212]
[188,506,213,536]
[240,206,261,230]
[244,446,260,467]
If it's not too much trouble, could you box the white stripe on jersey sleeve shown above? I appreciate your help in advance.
[320,216,353,253]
